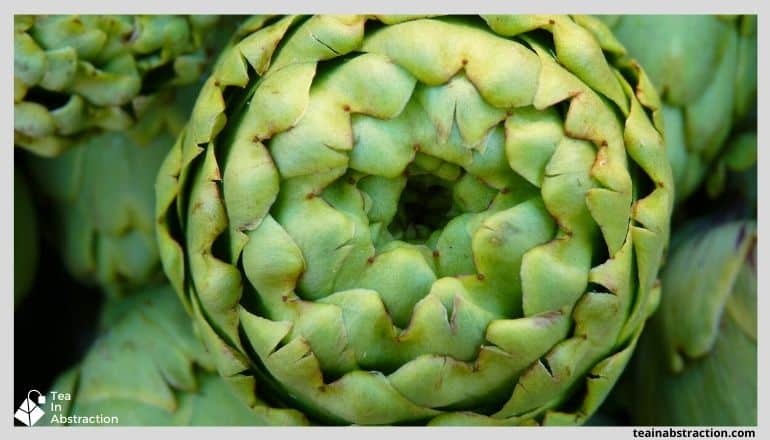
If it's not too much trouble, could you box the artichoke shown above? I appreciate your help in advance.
[25,91,187,297]
[632,218,756,425]
[155,14,675,425]
[600,15,757,203]
[14,167,39,307]
[44,285,287,426]
[14,15,219,157]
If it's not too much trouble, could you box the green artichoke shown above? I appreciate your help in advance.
[14,167,39,307]
[632,219,756,425]
[25,91,186,297]
[156,15,673,425]
[601,15,757,203]
[14,15,218,157]
[44,285,289,426]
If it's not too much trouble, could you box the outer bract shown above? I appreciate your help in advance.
[14,168,39,308]
[44,285,302,426]
[26,92,186,297]
[632,219,756,425]
[601,15,757,203]
[14,15,218,157]
[157,15,673,425]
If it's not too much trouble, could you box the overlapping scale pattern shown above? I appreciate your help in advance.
[156,15,673,425]
[14,15,219,156]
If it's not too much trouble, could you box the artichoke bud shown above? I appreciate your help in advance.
[25,89,192,297]
[155,15,673,425]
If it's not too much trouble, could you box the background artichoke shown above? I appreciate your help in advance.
[156,15,673,425]
[631,218,757,425]
[600,15,757,204]
[44,285,289,426]
[23,91,187,297]
[17,16,242,297]
[14,15,219,157]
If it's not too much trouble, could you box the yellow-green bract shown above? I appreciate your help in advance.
[156,15,673,425]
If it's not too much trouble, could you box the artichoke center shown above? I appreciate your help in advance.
[389,174,454,242]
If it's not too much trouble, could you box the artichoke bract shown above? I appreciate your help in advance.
[601,15,757,203]
[45,285,289,426]
[632,219,757,425]
[14,15,218,157]
[26,92,186,297]
[14,168,39,308]
[157,15,673,425]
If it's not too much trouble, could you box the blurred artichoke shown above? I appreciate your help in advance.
[14,15,219,157]
[44,285,293,426]
[14,168,39,307]
[157,15,673,425]
[632,218,756,425]
[25,91,188,297]
[600,15,757,203]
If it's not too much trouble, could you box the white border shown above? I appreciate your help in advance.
[4,1,766,439]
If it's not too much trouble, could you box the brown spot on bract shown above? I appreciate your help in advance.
[306,193,316,200]
[343,104,351,112]
[432,250,440,258]
[549,19,555,25]
[477,273,485,281]
[347,177,356,185]
[461,59,468,66]
[367,257,375,264]
[413,143,420,151]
